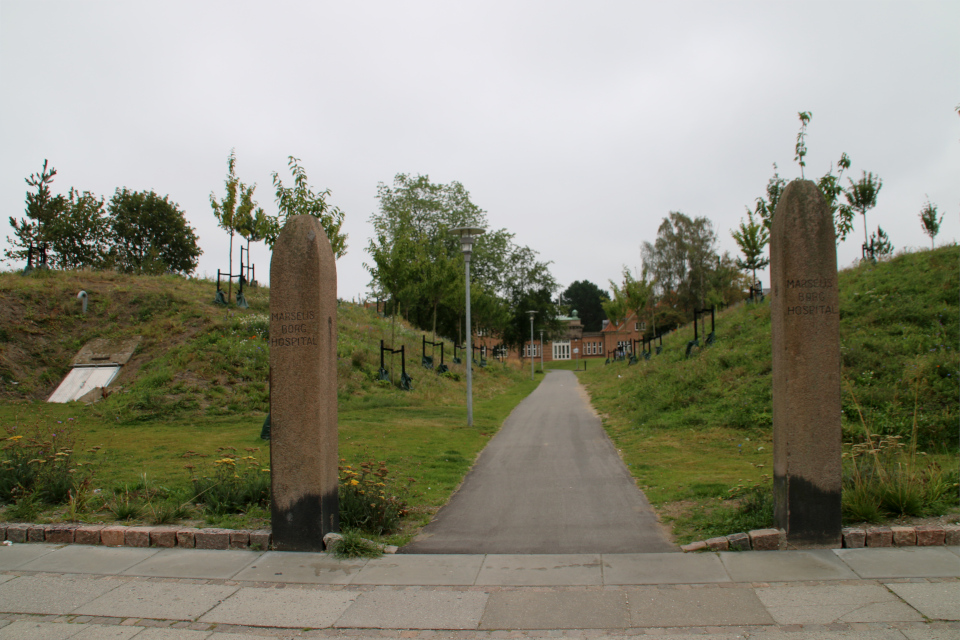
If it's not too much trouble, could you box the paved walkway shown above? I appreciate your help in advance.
[0,543,957,638]
[402,370,674,554]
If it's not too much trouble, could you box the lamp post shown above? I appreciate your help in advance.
[539,329,544,373]
[451,226,485,426]
[527,310,536,381]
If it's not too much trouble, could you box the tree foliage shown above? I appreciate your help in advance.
[107,189,201,275]
[364,174,557,350]
[270,157,346,258]
[210,150,258,280]
[48,189,109,269]
[731,208,769,286]
[5,160,65,266]
[918,199,943,250]
[845,170,883,248]
[560,280,609,332]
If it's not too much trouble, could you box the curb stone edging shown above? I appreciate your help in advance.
[0,523,274,551]
[1,522,955,553]
[680,524,960,552]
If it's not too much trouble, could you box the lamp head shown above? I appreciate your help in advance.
[450,226,486,255]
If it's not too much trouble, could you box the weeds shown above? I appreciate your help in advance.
[842,381,959,524]
[333,529,385,559]
[338,459,409,535]
[185,447,270,516]
[0,415,100,514]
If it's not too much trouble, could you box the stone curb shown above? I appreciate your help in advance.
[0,523,273,551]
[680,524,960,553]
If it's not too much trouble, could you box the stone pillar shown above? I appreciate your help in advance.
[771,180,842,548]
[269,215,339,551]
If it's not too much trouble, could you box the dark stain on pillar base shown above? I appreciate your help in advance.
[271,490,339,552]
[774,473,841,547]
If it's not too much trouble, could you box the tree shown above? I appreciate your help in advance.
[5,160,66,267]
[795,111,812,178]
[918,199,943,249]
[760,114,857,243]
[868,226,893,259]
[754,164,786,230]
[107,189,201,275]
[561,281,609,332]
[270,157,347,258]
[46,189,109,269]
[642,212,718,313]
[731,208,769,288]
[210,150,258,298]
[845,170,883,250]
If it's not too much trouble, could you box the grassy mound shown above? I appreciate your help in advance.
[0,269,534,542]
[580,246,959,541]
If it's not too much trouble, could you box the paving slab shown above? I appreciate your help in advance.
[0,542,60,569]
[476,554,602,585]
[756,583,924,624]
[120,548,259,579]
[0,620,82,640]
[231,550,366,584]
[0,575,14,586]
[719,549,857,582]
[602,551,731,584]
[352,553,484,585]
[835,547,960,579]
[75,580,238,620]
[0,574,121,614]
[626,585,774,627]
[901,629,960,640]
[337,589,489,629]
[131,629,214,640]
[885,581,960,621]
[200,585,357,628]
[19,543,159,575]
[480,590,628,629]
[72,624,144,639]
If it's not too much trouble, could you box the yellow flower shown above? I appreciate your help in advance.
[349,479,359,486]
[7,436,23,441]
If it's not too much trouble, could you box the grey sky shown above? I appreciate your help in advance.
[2,1,957,301]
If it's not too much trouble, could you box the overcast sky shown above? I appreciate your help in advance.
[2,1,957,301]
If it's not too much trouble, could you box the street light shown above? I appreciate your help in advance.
[527,310,536,381]
[451,226,485,426]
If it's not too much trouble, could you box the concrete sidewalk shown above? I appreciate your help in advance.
[0,544,957,639]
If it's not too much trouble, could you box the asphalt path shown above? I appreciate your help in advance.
[401,370,676,554]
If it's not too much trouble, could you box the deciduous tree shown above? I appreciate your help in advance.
[731,208,769,288]
[918,199,943,250]
[107,189,201,275]
[270,157,347,258]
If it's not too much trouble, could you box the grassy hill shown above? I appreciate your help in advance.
[0,269,534,540]
[580,245,959,541]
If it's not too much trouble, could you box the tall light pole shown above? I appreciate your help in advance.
[527,310,536,381]
[452,226,485,426]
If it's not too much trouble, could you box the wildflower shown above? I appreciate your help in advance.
[349,479,359,486]
[7,436,22,441]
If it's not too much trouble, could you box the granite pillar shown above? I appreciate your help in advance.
[771,179,842,548]
[269,215,339,551]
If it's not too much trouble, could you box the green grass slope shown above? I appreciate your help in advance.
[0,269,534,539]
[580,246,958,540]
